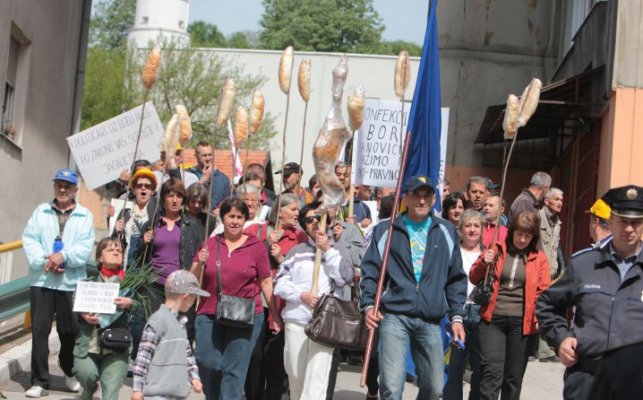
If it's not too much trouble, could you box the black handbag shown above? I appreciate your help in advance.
[214,240,255,328]
[305,290,368,351]
[471,250,501,306]
[100,327,132,352]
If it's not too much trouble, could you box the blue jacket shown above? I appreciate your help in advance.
[186,166,230,210]
[360,214,466,322]
[22,202,95,291]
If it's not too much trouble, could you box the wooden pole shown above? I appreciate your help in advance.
[360,129,413,387]
[311,212,328,295]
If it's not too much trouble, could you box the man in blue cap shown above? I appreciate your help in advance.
[22,168,95,397]
[537,185,643,400]
[361,175,467,399]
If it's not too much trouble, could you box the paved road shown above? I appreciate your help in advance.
[0,347,564,399]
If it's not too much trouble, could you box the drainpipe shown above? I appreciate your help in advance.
[67,0,92,170]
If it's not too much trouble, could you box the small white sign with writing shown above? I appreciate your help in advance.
[351,98,449,189]
[67,102,163,190]
[73,281,120,314]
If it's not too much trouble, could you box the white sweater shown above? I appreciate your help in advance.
[274,239,354,325]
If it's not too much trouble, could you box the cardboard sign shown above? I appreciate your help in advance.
[351,98,449,189]
[67,103,163,190]
[73,281,120,314]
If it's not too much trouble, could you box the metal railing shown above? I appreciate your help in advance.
[0,240,98,323]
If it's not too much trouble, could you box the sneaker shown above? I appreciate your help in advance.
[25,385,48,398]
[64,375,81,392]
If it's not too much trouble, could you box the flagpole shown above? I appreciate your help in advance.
[360,128,413,387]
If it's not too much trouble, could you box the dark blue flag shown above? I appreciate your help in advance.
[405,0,442,210]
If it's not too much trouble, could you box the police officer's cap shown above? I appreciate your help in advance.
[601,185,643,219]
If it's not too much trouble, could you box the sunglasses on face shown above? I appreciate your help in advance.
[135,183,154,190]
[303,215,322,225]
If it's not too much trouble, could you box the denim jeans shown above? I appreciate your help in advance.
[195,313,265,400]
[379,313,444,400]
[444,304,482,400]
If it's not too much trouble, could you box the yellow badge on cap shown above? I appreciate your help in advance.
[63,171,70,176]
[419,177,426,183]
[627,188,638,200]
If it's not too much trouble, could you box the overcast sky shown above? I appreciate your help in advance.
[188,0,430,45]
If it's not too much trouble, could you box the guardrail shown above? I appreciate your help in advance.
[0,241,98,323]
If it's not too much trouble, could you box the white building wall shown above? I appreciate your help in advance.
[129,0,190,48]
[196,49,421,190]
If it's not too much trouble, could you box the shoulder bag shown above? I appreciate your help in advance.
[470,250,501,306]
[305,283,368,351]
[99,327,132,352]
[215,240,255,328]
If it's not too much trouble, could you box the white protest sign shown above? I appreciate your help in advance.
[351,98,408,187]
[67,102,164,190]
[73,281,120,314]
[351,98,449,188]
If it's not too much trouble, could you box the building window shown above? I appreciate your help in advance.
[141,16,149,25]
[2,23,30,146]
[2,37,19,142]
[178,20,185,29]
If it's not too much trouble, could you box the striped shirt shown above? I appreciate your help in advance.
[131,313,199,393]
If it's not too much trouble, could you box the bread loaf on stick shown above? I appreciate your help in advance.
[517,78,542,127]
[279,46,294,94]
[215,78,236,127]
[502,94,520,139]
[142,46,161,90]
[249,90,265,135]
[298,59,311,102]
[394,50,411,99]
[234,106,249,145]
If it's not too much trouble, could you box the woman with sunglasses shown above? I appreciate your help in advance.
[274,200,354,399]
[112,168,158,267]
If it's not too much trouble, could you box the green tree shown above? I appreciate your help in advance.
[188,21,228,48]
[376,40,422,57]
[260,0,384,53]
[80,47,129,130]
[129,42,277,149]
[90,0,136,49]
[227,32,252,49]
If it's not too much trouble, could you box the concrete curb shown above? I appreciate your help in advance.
[0,332,60,384]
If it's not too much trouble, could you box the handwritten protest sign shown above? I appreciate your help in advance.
[67,103,163,190]
[73,281,120,314]
[351,98,449,189]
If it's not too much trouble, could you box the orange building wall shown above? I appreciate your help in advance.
[598,88,643,194]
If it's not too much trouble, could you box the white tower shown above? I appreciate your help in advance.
[127,0,190,48]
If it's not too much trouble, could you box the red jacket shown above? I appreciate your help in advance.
[469,242,551,335]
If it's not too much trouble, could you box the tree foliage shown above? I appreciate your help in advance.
[82,4,277,153]
[127,42,277,149]
[260,0,385,53]
[188,21,228,48]
[89,0,136,49]
[377,40,422,57]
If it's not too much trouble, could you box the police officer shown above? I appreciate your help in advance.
[536,185,643,400]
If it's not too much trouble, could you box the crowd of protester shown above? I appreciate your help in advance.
[21,141,643,400]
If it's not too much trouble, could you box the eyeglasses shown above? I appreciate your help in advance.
[240,198,260,204]
[135,183,154,190]
[303,215,322,225]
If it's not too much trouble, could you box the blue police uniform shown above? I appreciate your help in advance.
[536,185,643,400]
